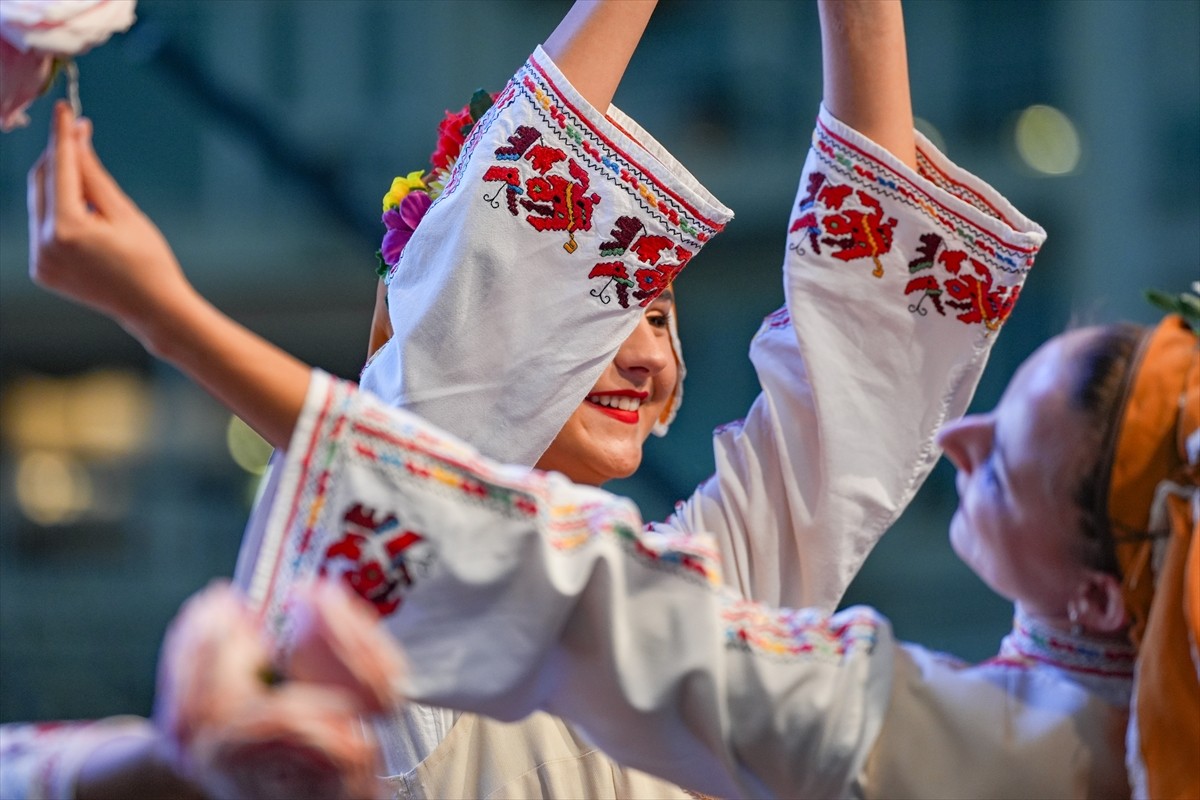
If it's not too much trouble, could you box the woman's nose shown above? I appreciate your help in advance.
[936,414,988,473]
[614,316,671,377]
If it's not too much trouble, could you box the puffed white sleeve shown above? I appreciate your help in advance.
[360,46,732,467]
[660,106,1047,610]
[249,372,896,800]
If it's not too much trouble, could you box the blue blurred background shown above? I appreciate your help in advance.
[0,0,1196,723]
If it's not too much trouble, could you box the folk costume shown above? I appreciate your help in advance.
[0,44,1057,798]
[241,47,1079,799]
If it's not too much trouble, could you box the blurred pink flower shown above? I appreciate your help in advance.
[0,0,136,56]
[155,579,400,799]
[380,189,432,267]
[286,580,407,715]
[0,36,52,131]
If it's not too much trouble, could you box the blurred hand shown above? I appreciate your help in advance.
[155,580,404,800]
[27,101,196,349]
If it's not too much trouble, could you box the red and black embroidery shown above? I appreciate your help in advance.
[801,117,1038,333]
[789,170,897,278]
[482,124,600,253]
[587,215,693,308]
[904,232,1021,330]
[318,503,431,616]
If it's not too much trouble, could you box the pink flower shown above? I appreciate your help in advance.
[0,0,136,57]
[285,580,407,715]
[154,580,400,799]
[0,1,137,131]
[0,36,52,131]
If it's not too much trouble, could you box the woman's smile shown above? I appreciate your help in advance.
[585,390,649,424]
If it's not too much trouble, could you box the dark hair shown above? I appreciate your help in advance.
[1069,322,1146,576]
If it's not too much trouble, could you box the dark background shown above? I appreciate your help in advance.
[1,0,1196,722]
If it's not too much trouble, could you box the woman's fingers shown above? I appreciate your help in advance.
[45,101,87,232]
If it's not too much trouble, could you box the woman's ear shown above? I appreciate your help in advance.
[1071,570,1129,635]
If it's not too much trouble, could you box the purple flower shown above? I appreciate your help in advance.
[380,190,432,266]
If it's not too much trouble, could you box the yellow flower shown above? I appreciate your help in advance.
[382,170,428,211]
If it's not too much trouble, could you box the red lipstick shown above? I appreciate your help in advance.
[584,390,647,425]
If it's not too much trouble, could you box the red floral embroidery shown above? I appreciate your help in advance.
[318,504,431,616]
[789,171,897,277]
[588,215,693,308]
[483,125,600,253]
[904,232,1021,330]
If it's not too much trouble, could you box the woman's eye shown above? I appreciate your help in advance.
[648,312,672,329]
[983,453,1002,490]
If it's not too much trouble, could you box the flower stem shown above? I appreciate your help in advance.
[65,59,81,118]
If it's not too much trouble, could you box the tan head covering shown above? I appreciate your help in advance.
[1105,314,1199,799]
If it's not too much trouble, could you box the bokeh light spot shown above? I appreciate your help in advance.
[1015,104,1081,176]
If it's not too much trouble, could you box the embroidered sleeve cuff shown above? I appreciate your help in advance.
[792,105,1046,334]
[818,104,1045,255]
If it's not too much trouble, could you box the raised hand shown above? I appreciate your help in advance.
[27,102,198,353]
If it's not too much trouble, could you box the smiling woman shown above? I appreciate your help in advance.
[535,293,679,486]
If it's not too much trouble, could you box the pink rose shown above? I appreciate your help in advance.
[285,580,407,715]
[0,0,136,57]
[0,36,52,131]
[0,0,136,131]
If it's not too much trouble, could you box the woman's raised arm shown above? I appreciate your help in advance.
[29,103,310,450]
[542,0,657,112]
[818,0,916,169]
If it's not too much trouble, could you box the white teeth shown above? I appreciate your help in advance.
[588,394,642,411]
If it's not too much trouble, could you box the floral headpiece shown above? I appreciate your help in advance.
[375,89,495,278]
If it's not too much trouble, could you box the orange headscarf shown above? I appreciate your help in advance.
[1105,314,1199,799]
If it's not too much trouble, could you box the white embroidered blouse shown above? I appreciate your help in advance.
[238,47,1131,800]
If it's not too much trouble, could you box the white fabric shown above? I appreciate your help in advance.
[245,51,1051,797]
[253,372,1129,799]
[236,46,733,796]
[663,106,1045,611]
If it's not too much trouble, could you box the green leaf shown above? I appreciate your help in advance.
[374,249,389,279]
[1145,287,1200,330]
[468,88,494,123]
